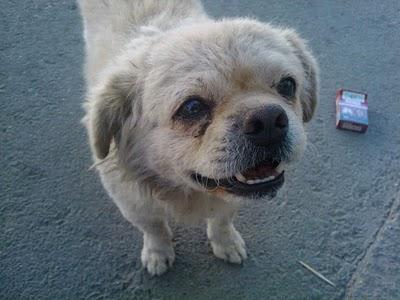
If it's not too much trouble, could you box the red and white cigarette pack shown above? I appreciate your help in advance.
[336,89,368,133]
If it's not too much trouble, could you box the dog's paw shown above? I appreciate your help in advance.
[208,226,247,264]
[141,245,175,276]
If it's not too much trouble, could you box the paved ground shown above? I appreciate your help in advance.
[1,1,400,299]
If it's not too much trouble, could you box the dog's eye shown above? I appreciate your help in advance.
[176,97,209,119]
[276,77,296,99]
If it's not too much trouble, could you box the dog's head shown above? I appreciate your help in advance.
[86,19,318,200]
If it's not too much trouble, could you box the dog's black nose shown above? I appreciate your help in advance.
[243,105,288,146]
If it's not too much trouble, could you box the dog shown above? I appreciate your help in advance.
[78,0,318,276]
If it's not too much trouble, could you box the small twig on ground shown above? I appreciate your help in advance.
[298,260,336,288]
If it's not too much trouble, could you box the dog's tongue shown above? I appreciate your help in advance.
[243,162,279,179]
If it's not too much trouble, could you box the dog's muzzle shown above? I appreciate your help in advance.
[191,104,291,198]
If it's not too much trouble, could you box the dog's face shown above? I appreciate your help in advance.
[87,19,318,200]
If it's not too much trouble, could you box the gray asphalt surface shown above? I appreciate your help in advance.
[1,1,400,299]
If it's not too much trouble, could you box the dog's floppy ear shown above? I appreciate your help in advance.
[86,71,138,159]
[283,30,319,122]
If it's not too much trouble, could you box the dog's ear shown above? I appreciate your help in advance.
[283,30,319,122]
[86,71,139,159]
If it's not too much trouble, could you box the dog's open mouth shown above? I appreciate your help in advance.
[191,159,285,197]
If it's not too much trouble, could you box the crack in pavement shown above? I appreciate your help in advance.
[344,189,400,299]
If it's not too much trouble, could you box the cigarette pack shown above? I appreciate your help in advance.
[336,89,368,133]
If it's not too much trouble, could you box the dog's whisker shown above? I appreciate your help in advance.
[88,151,117,171]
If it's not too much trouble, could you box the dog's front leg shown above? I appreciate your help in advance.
[101,175,175,276]
[136,218,175,276]
[207,210,247,264]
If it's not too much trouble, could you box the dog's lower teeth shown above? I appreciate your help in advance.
[244,176,276,185]
[265,176,276,182]
[235,169,282,185]
[235,172,247,183]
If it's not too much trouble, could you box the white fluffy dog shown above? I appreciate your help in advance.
[79,0,318,276]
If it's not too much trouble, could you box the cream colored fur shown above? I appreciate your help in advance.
[79,0,318,276]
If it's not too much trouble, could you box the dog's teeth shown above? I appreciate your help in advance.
[235,172,247,183]
[238,173,280,185]
[254,176,277,183]
[258,176,270,183]
[266,175,276,182]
